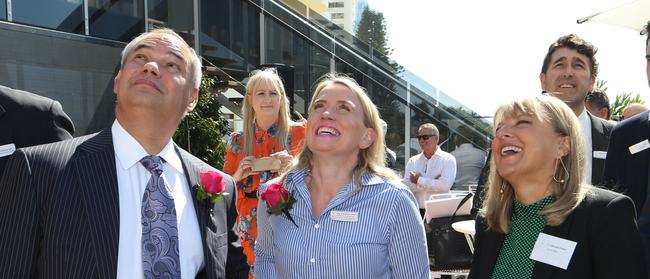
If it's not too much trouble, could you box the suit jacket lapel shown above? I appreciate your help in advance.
[175,146,212,278]
[74,128,120,279]
[588,113,610,185]
[0,102,13,145]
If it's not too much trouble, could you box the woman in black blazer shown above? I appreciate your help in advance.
[469,96,646,279]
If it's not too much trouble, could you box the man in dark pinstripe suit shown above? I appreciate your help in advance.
[0,28,249,278]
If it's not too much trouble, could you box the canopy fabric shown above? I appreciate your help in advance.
[577,0,649,35]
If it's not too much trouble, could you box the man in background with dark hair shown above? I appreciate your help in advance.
[585,90,611,120]
[540,34,614,186]
[0,85,74,175]
[603,21,650,278]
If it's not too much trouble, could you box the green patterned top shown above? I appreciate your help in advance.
[491,195,556,279]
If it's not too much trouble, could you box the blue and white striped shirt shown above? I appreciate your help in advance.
[255,168,429,278]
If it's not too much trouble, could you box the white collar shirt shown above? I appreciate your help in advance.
[112,120,204,278]
[403,147,457,208]
[578,110,593,185]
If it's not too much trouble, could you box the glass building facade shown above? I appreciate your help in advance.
[0,0,493,183]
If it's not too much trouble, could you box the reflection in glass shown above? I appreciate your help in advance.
[0,1,6,20]
[265,18,330,115]
[12,0,84,33]
[200,0,259,75]
[147,0,194,46]
[89,0,145,42]
[0,27,122,136]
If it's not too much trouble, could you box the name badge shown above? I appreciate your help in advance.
[592,150,607,159]
[529,233,577,270]
[629,140,650,155]
[0,143,16,158]
[330,210,358,222]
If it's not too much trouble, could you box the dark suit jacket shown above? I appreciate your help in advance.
[0,85,74,175]
[603,110,650,216]
[0,128,249,279]
[469,187,646,279]
[589,112,614,186]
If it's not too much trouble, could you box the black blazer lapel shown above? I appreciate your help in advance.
[73,129,120,279]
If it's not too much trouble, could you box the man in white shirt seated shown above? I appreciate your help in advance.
[450,125,487,190]
[404,123,457,218]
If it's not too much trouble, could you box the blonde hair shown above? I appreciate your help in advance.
[482,95,587,233]
[241,69,291,156]
[294,74,398,187]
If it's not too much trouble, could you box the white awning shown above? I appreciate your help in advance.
[577,0,649,35]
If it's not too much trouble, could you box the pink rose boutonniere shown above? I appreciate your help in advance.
[197,170,229,203]
[261,181,298,227]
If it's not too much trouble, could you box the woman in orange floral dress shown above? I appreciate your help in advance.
[223,69,305,277]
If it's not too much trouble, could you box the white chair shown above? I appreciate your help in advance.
[423,192,473,223]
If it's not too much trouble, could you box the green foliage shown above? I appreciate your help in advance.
[594,79,608,93]
[610,92,645,119]
[355,6,392,55]
[173,76,230,169]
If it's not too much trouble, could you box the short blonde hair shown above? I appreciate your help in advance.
[241,69,291,156]
[294,74,398,187]
[482,95,587,233]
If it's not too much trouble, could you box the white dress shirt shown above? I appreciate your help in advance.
[112,120,204,279]
[403,148,457,208]
[578,110,593,185]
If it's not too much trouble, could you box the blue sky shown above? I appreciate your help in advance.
[366,0,649,117]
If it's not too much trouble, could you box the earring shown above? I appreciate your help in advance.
[553,158,569,183]
[499,181,505,200]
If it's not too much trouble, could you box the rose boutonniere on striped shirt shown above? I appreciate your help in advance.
[196,170,228,203]
[261,181,298,227]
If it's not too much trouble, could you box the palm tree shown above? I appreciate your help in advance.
[610,92,645,120]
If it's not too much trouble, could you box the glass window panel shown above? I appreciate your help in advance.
[89,0,145,42]
[201,0,259,76]
[12,0,84,33]
[147,0,194,46]
[0,27,123,135]
[265,17,330,116]
[0,1,6,20]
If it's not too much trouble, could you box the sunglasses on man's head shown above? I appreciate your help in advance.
[417,134,437,140]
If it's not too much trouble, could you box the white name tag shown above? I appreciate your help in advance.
[529,233,577,270]
[629,140,650,155]
[330,210,358,222]
[0,143,16,158]
[592,150,607,159]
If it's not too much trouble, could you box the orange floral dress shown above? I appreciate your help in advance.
[223,121,306,276]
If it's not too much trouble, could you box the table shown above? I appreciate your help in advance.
[452,220,476,254]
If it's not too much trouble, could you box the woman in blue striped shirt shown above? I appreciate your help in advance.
[255,74,429,278]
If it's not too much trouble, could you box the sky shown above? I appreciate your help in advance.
[365,0,650,118]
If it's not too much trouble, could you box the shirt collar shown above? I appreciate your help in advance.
[255,121,279,137]
[284,167,385,191]
[578,109,590,131]
[112,120,183,173]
